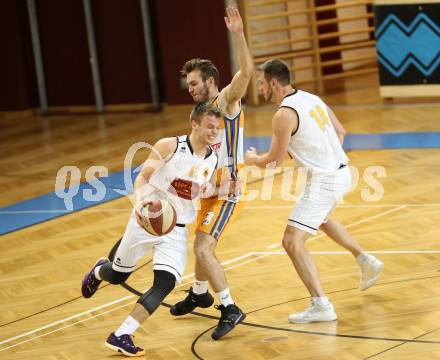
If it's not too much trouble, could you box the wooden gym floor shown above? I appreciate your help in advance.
[1,74,440,359]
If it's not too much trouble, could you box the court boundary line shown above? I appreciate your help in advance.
[1,203,440,215]
[0,205,407,352]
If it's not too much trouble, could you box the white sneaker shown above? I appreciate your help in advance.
[288,301,337,324]
[359,255,384,291]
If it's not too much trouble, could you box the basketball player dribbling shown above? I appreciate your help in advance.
[81,104,220,357]
[169,5,254,340]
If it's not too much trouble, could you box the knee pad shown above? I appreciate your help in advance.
[99,262,130,284]
[137,270,176,314]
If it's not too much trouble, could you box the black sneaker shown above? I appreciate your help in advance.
[169,287,214,316]
[81,257,109,298]
[211,304,246,340]
[105,332,145,357]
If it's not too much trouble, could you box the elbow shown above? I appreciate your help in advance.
[336,129,346,145]
[241,63,254,79]
[135,172,149,188]
[247,63,254,78]
[241,69,252,81]
[337,128,346,137]
[247,61,254,75]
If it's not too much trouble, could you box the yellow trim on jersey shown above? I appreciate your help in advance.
[211,97,244,180]
[196,197,242,240]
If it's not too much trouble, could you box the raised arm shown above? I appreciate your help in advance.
[218,6,253,109]
[245,107,297,168]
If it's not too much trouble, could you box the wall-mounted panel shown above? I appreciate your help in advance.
[36,0,94,106]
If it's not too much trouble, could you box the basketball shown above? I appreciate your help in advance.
[140,199,177,236]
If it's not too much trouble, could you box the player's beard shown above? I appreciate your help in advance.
[196,82,210,104]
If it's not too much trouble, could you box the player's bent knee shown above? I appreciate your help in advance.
[194,232,217,258]
[99,262,131,284]
[194,244,215,260]
[282,236,293,252]
[319,221,329,232]
[282,229,300,252]
[137,270,176,315]
[283,232,307,255]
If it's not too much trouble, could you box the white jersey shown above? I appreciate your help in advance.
[149,135,217,224]
[281,90,348,174]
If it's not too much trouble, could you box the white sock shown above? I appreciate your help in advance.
[94,265,102,280]
[193,279,209,295]
[216,288,234,307]
[357,252,368,264]
[114,316,140,337]
[312,296,330,307]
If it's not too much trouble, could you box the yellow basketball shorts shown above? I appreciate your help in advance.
[196,196,242,240]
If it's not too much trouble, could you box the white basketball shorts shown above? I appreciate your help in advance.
[288,166,352,235]
[112,210,188,282]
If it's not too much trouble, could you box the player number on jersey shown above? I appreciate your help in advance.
[309,105,330,130]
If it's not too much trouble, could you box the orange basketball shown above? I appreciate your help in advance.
[140,199,177,236]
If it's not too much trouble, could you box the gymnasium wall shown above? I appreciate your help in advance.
[0,1,38,111]
[0,0,231,111]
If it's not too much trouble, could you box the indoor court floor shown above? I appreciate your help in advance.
[1,74,440,359]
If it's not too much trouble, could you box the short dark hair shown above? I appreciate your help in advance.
[181,58,220,87]
[190,103,223,124]
[258,59,291,85]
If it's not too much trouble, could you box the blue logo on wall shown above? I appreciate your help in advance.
[375,13,440,77]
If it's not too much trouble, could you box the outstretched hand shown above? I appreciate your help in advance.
[245,147,259,165]
[224,5,243,34]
